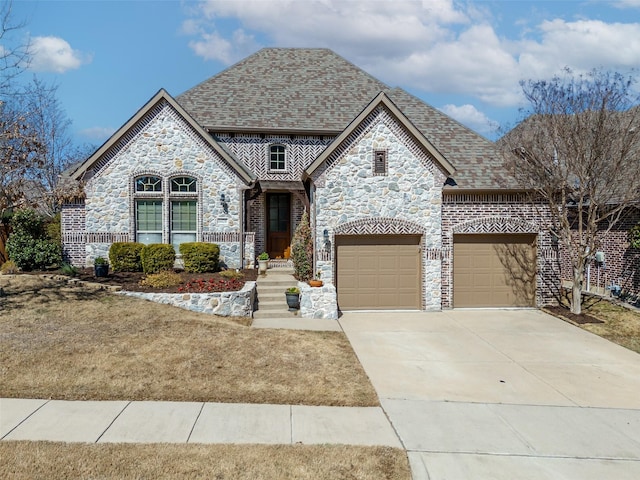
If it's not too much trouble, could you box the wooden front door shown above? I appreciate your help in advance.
[267,193,291,258]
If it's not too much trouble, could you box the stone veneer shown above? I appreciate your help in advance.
[73,99,246,268]
[299,282,338,319]
[311,106,446,311]
[118,281,256,317]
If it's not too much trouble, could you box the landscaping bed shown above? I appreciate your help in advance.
[73,268,258,293]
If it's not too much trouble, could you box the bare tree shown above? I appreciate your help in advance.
[0,98,43,217]
[15,77,92,215]
[502,69,640,314]
[0,0,30,95]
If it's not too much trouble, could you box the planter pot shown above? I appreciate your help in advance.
[94,264,109,277]
[309,279,323,287]
[258,259,269,274]
[285,292,300,310]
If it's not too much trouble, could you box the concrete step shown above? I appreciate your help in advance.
[255,300,289,311]
[258,285,297,294]
[253,309,301,319]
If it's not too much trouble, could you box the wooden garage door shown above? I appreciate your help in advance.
[336,235,421,310]
[453,234,537,308]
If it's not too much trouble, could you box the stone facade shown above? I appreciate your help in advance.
[311,106,446,310]
[64,99,247,268]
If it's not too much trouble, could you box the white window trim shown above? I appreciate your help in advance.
[268,144,287,172]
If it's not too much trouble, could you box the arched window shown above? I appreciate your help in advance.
[171,176,197,192]
[135,176,162,192]
[269,144,286,171]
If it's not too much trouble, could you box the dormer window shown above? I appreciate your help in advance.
[269,145,286,171]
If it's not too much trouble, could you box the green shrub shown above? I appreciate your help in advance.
[141,243,176,274]
[46,213,62,245]
[6,210,62,271]
[630,224,640,249]
[139,270,183,288]
[179,242,220,273]
[291,211,313,281]
[60,262,78,277]
[109,242,144,272]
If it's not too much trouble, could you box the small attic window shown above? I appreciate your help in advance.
[373,150,387,175]
[136,176,162,192]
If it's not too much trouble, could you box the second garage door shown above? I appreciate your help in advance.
[336,235,421,310]
[453,234,537,308]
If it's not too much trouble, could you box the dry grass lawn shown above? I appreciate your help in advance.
[0,275,378,406]
[579,296,640,354]
[0,442,411,480]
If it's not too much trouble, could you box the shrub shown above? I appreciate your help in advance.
[629,224,640,249]
[258,251,269,261]
[291,211,313,281]
[141,243,176,274]
[60,262,78,277]
[46,213,62,245]
[179,242,220,273]
[139,270,183,288]
[0,260,19,274]
[6,210,62,271]
[219,269,244,280]
[109,242,144,272]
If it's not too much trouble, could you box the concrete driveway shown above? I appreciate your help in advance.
[340,309,640,480]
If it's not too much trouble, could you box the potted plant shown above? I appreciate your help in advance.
[309,271,323,287]
[94,257,109,277]
[285,286,300,310]
[257,252,269,274]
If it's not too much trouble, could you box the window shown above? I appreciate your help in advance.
[136,200,163,244]
[269,145,286,171]
[133,175,199,249]
[136,176,162,192]
[171,176,197,192]
[374,150,387,175]
[171,201,197,251]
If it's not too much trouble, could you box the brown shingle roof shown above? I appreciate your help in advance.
[178,47,512,189]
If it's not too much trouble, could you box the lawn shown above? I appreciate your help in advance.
[546,294,640,354]
[0,275,378,406]
[579,296,640,354]
[0,442,411,480]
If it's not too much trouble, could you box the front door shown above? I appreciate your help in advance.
[267,193,290,258]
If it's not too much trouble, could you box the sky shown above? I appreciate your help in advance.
[4,0,640,147]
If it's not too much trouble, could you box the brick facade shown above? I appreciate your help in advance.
[442,193,560,308]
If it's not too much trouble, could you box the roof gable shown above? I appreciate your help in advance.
[69,89,255,184]
[305,92,456,179]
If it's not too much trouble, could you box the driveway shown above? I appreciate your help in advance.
[340,309,640,480]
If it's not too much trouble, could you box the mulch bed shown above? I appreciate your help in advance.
[543,305,604,325]
[70,268,258,294]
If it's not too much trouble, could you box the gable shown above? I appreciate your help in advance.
[305,92,455,182]
[70,89,255,185]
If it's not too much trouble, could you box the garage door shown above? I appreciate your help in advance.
[336,235,421,310]
[453,234,537,308]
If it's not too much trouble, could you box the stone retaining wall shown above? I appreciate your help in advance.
[118,281,256,317]
[299,282,338,319]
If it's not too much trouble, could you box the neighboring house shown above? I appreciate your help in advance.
[61,48,561,313]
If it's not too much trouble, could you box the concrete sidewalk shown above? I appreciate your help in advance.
[0,398,401,447]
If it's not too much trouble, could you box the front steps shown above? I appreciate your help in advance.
[253,267,300,319]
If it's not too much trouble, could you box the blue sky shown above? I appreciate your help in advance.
[5,0,640,146]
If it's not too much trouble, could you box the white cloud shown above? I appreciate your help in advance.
[29,36,90,73]
[181,1,640,108]
[614,0,640,8]
[79,126,115,142]
[439,104,498,136]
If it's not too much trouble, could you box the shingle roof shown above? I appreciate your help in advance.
[178,47,513,189]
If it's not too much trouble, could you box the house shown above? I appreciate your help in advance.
[61,48,561,314]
